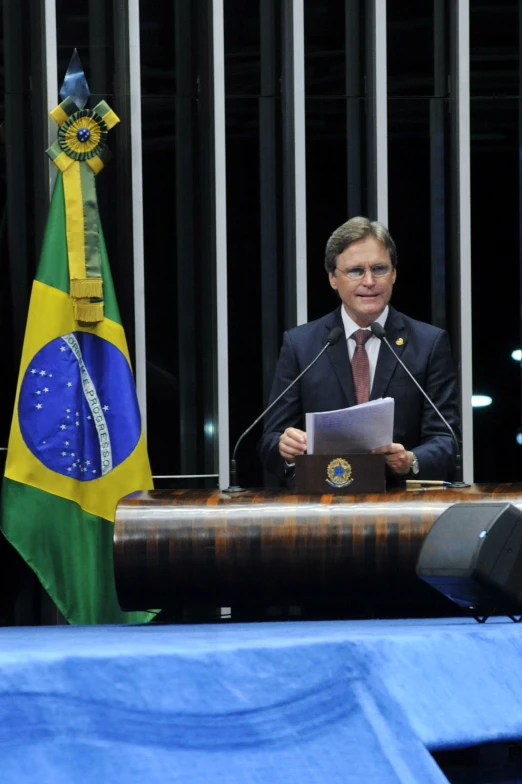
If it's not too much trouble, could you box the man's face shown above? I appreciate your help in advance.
[328,236,396,327]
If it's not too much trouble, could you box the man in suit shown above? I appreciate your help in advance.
[258,216,460,482]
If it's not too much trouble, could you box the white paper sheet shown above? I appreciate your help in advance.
[305,397,394,455]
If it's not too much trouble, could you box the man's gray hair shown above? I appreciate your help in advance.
[324,216,398,273]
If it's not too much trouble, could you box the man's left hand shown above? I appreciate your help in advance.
[371,443,413,476]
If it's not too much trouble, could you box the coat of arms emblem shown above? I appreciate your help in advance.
[326,458,353,488]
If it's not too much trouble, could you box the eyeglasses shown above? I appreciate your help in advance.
[334,264,392,281]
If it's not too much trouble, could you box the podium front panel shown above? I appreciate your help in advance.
[294,453,386,494]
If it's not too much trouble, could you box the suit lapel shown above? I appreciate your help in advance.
[370,307,407,400]
[323,307,357,407]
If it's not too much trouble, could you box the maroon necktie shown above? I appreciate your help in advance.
[351,329,372,404]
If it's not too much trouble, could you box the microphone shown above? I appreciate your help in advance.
[369,322,469,488]
[226,326,345,493]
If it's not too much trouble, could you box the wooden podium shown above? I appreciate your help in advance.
[294,453,386,494]
[113,483,522,616]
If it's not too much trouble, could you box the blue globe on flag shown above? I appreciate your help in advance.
[18,331,142,481]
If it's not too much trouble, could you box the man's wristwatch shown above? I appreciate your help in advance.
[410,451,420,475]
[284,460,296,477]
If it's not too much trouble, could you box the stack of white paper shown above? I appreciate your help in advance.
[305,397,394,455]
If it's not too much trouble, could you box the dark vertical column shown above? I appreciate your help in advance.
[449,0,473,482]
[448,0,461,356]
[365,0,387,223]
[519,0,522,474]
[282,0,297,330]
[112,0,136,360]
[260,0,281,487]
[30,0,50,255]
[430,0,447,328]
[260,0,280,403]
[365,0,376,218]
[345,0,362,217]
[2,0,30,356]
[199,0,219,475]
[175,0,198,474]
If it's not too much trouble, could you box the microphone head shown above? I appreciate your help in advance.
[370,322,386,339]
[326,327,344,346]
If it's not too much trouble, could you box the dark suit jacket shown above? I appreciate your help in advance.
[258,305,461,481]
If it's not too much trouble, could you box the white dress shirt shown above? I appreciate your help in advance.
[284,306,390,468]
[340,305,389,393]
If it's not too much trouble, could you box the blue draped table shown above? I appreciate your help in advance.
[1,617,522,783]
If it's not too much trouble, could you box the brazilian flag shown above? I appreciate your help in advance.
[1,173,155,624]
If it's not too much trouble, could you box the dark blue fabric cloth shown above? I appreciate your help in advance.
[0,617,520,783]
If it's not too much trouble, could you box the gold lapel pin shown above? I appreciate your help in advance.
[395,337,404,346]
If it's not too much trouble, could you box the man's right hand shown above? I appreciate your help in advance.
[279,427,307,461]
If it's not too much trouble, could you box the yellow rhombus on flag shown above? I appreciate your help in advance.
[1,66,155,624]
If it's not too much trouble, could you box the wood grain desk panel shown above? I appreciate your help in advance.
[114,484,522,611]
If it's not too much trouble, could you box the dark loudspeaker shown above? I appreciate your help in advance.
[416,503,522,613]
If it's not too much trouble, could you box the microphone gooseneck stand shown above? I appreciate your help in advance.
[369,322,469,488]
